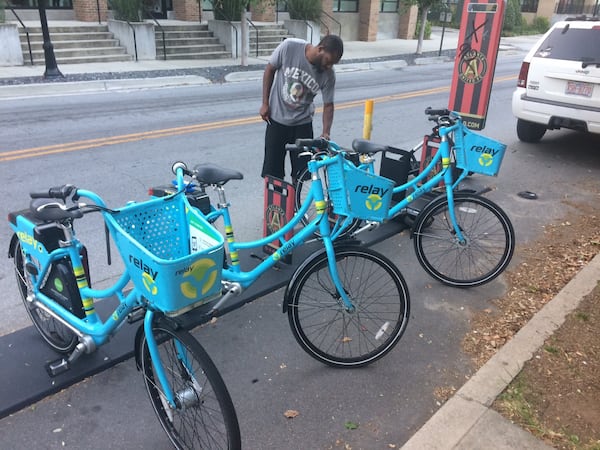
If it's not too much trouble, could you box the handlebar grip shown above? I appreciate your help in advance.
[30,184,76,200]
[294,138,329,151]
[425,107,451,116]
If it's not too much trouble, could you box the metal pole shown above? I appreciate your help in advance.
[363,100,374,139]
[38,0,63,79]
[438,21,446,56]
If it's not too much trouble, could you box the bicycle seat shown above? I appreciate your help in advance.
[192,163,244,185]
[352,139,387,154]
[30,198,83,222]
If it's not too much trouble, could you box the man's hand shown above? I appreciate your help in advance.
[259,103,271,124]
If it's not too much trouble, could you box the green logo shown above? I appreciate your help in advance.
[180,258,219,299]
[365,194,383,211]
[53,278,64,293]
[478,153,493,167]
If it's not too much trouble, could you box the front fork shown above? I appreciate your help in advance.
[143,311,200,411]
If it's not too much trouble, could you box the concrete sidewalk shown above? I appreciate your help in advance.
[0,27,541,100]
[403,253,600,449]
[1,24,574,449]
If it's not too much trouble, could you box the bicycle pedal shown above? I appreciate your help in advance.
[46,358,70,377]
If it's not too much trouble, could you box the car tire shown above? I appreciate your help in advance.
[516,119,547,143]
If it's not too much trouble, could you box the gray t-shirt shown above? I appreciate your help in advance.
[268,38,336,126]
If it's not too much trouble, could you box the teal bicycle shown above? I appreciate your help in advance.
[162,155,410,368]
[9,151,411,447]
[294,108,515,288]
[8,174,241,449]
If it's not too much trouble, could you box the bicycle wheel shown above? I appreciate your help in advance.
[413,193,515,287]
[294,167,361,238]
[140,318,241,450]
[12,239,78,354]
[287,245,410,368]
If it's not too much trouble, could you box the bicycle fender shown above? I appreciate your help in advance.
[8,233,19,259]
[282,240,363,313]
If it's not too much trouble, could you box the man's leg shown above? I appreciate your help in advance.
[261,121,288,179]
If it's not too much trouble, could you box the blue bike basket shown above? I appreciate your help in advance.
[105,194,224,316]
[326,156,394,222]
[454,128,507,176]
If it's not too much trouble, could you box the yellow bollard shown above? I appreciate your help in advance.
[363,100,374,139]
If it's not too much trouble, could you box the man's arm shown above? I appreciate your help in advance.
[321,102,334,139]
[260,63,277,123]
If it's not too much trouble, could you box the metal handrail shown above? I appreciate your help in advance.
[6,3,33,65]
[144,9,166,60]
[320,10,341,36]
[246,17,259,57]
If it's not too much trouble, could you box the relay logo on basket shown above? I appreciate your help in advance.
[355,184,390,212]
[178,258,219,300]
[470,143,500,168]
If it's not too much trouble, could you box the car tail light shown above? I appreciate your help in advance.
[517,62,529,88]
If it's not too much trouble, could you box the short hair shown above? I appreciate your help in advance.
[318,34,344,61]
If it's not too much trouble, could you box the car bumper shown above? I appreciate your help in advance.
[511,88,600,134]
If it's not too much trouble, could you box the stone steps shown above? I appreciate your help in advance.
[155,23,230,59]
[19,25,132,65]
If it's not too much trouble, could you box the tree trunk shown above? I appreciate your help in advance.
[416,7,429,55]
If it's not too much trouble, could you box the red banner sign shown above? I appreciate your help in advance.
[448,0,506,130]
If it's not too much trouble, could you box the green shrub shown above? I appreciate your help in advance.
[0,0,6,23]
[287,0,321,21]
[109,0,144,21]
[414,19,432,40]
[502,0,524,35]
[532,16,550,33]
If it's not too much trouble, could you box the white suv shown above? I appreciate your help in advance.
[511,16,600,142]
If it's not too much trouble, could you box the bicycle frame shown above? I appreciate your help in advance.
[10,189,193,409]
[177,157,358,315]
[383,121,467,242]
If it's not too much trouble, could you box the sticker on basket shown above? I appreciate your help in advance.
[179,258,219,299]
[188,214,220,252]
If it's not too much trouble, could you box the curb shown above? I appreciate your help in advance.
[0,75,212,99]
[402,252,600,449]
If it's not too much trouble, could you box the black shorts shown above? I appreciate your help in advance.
[261,119,313,180]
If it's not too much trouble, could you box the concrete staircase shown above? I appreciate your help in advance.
[249,23,294,57]
[19,25,132,65]
[154,24,230,60]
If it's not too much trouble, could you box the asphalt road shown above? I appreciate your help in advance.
[1,55,600,449]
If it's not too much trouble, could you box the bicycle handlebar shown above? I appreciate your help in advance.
[30,184,77,200]
[424,107,451,117]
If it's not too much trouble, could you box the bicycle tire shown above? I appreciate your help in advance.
[12,239,79,354]
[293,167,361,239]
[140,318,241,450]
[287,245,410,368]
[413,193,515,287]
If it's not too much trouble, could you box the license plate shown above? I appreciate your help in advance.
[565,81,594,97]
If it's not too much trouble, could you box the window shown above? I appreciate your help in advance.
[520,0,538,13]
[556,0,585,14]
[202,0,212,10]
[332,0,359,12]
[10,0,73,9]
[534,27,600,61]
[380,0,399,12]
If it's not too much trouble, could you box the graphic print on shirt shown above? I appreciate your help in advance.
[281,66,320,110]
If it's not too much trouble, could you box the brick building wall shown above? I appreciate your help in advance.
[173,0,201,21]
[358,0,379,41]
[74,0,108,22]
